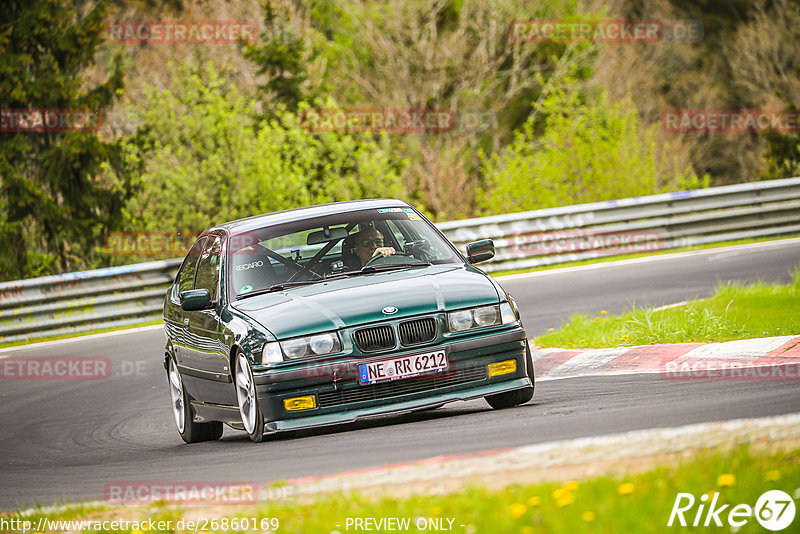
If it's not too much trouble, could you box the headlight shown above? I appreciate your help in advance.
[447,304,502,332]
[448,310,473,332]
[262,341,283,364]
[474,305,499,327]
[282,338,308,359]
[280,332,341,360]
[309,333,335,355]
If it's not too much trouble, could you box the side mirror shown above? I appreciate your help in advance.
[180,289,213,311]
[466,239,495,264]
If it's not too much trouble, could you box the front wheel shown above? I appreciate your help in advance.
[235,350,265,442]
[484,346,535,410]
[167,357,222,443]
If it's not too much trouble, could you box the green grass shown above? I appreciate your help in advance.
[3,445,797,533]
[491,234,800,278]
[536,269,800,348]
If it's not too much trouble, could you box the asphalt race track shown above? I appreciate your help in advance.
[2,239,799,510]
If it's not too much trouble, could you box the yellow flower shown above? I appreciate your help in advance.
[430,506,442,516]
[766,470,780,481]
[618,483,635,495]
[552,488,570,500]
[548,328,554,332]
[581,511,596,522]
[527,496,541,507]
[564,481,579,492]
[601,310,608,315]
[717,474,735,487]
[132,531,142,534]
[556,495,573,507]
[509,503,527,519]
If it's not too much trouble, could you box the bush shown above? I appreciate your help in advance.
[478,74,702,215]
[121,62,406,235]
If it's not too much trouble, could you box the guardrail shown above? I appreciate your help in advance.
[438,176,800,272]
[0,260,181,343]
[2,177,799,343]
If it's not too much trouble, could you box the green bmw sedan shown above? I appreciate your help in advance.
[163,199,534,443]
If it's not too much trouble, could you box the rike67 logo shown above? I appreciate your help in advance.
[668,490,796,530]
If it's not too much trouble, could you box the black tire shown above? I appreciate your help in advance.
[167,357,223,443]
[234,350,266,443]
[484,344,535,410]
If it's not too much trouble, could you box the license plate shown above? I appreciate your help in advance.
[358,350,447,384]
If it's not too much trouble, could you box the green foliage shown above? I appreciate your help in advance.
[121,62,406,234]
[0,0,130,280]
[242,2,311,110]
[479,73,700,214]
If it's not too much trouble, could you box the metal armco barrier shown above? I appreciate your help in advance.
[1,177,799,342]
[438,176,800,272]
[0,260,181,343]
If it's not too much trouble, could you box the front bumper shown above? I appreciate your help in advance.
[252,327,532,431]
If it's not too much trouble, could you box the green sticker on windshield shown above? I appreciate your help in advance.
[240,285,254,294]
[402,208,414,213]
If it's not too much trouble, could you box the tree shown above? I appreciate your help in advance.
[479,73,703,215]
[242,1,312,111]
[289,0,588,219]
[121,62,406,235]
[0,0,130,280]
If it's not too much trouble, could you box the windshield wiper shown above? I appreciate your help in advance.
[361,261,431,273]
[236,279,324,300]
[327,262,431,279]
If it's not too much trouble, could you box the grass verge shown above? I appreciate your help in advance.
[535,268,800,348]
[3,445,797,533]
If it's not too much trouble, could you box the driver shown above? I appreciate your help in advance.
[354,228,395,267]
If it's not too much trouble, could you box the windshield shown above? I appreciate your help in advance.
[227,207,461,298]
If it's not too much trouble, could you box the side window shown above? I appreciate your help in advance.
[385,220,410,250]
[195,234,223,301]
[177,237,206,294]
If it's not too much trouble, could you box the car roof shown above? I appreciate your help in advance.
[211,199,413,234]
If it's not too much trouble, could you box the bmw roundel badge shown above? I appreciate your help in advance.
[382,306,398,315]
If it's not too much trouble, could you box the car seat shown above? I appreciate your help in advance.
[341,234,361,271]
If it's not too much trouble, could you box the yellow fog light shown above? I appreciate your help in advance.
[488,359,517,378]
[283,395,317,411]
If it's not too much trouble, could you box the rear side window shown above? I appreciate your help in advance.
[195,234,223,301]
[177,237,206,294]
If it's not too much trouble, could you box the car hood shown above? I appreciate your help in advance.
[232,264,500,339]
